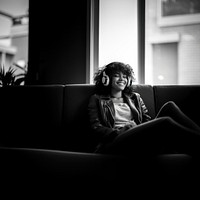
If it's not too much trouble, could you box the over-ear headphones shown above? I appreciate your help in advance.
[102,71,109,86]
[102,70,132,87]
[127,77,133,87]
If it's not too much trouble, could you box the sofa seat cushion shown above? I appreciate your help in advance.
[0,147,198,197]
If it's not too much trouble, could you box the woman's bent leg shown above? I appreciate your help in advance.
[101,117,200,157]
[156,101,200,132]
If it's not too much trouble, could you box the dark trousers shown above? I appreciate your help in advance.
[100,101,200,157]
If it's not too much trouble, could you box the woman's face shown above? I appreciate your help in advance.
[111,72,128,91]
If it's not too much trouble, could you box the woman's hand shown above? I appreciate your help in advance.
[118,124,134,134]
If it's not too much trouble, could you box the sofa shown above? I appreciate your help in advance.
[0,84,200,196]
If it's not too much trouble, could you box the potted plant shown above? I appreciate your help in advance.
[0,63,27,86]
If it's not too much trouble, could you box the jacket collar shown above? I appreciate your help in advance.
[97,92,140,126]
[97,93,132,100]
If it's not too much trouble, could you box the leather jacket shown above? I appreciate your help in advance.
[88,92,151,143]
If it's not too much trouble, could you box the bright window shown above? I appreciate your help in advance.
[98,0,138,82]
[145,0,200,85]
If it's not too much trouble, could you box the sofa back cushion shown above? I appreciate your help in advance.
[0,85,64,149]
[62,84,155,152]
[154,85,200,126]
[62,84,96,152]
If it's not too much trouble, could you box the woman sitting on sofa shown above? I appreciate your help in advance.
[88,61,200,157]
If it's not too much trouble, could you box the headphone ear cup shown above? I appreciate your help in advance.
[127,77,132,87]
[102,71,109,86]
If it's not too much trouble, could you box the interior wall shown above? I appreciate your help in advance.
[27,0,89,84]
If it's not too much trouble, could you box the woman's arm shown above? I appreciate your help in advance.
[134,93,152,123]
[88,95,118,143]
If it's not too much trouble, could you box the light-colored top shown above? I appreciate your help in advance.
[113,102,137,129]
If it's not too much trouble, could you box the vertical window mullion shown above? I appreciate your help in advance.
[86,0,99,84]
[137,0,145,84]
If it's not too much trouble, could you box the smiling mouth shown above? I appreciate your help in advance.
[117,82,125,85]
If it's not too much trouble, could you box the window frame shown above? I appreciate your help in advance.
[157,0,200,27]
[88,0,145,84]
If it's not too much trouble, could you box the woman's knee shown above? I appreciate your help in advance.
[157,101,180,117]
[135,117,175,131]
[154,116,174,125]
[162,101,178,110]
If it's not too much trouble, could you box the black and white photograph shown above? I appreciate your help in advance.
[0,0,200,198]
